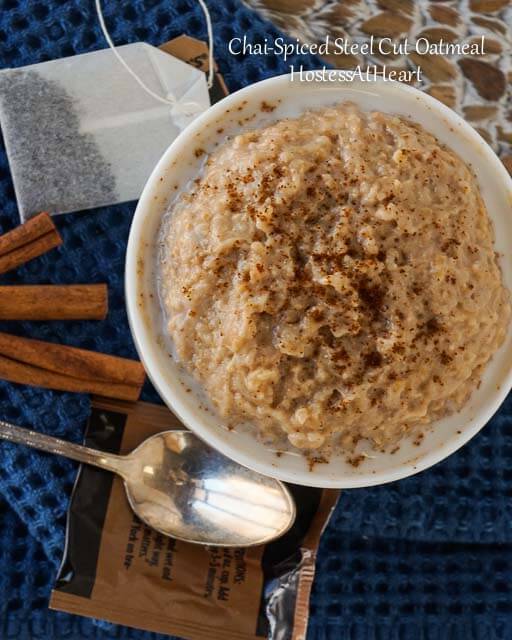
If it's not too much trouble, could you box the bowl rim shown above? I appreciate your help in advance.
[126,73,512,488]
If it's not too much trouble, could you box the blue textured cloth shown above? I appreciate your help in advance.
[0,1,511,639]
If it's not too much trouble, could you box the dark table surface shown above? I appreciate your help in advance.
[0,1,511,639]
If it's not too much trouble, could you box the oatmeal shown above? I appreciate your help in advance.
[159,103,510,454]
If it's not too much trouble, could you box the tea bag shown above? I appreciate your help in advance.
[0,43,210,221]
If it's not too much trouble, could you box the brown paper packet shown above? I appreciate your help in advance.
[50,398,339,639]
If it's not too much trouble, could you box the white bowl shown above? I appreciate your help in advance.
[126,74,512,488]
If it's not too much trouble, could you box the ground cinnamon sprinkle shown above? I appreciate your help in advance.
[260,100,276,113]
[347,454,366,468]
[307,455,329,471]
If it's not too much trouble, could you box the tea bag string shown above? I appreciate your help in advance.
[95,0,214,116]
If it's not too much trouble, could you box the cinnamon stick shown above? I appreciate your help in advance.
[0,332,145,401]
[0,284,108,320]
[0,212,62,274]
[0,355,143,401]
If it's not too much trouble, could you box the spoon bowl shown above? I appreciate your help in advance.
[122,430,296,546]
[0,420,296,547]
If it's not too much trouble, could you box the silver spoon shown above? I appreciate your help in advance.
[0,420,296,547]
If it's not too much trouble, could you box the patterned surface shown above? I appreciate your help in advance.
[0,1,511,639]
[246,0,512,173]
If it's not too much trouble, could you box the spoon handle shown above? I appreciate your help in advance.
[0,420,126,476]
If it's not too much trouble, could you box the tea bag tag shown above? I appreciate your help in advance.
[0,43,211,221]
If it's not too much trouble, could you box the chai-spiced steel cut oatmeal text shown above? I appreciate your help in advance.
[159,103,511,455]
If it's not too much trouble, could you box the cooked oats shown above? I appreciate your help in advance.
[160,103,510,454]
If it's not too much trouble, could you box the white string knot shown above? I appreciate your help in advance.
[95,0,214,114]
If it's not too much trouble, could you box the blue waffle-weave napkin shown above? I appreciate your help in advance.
[0,1,511,639]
